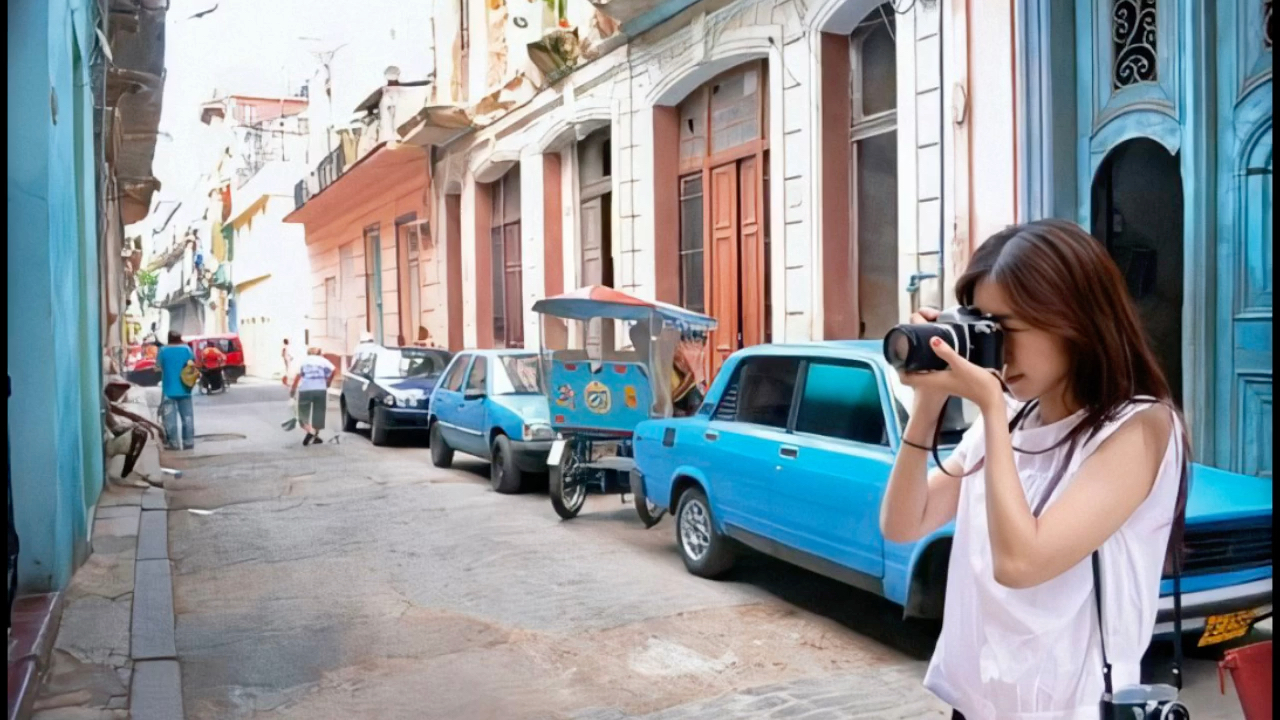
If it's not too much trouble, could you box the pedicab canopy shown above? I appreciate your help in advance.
[531,286,718,333]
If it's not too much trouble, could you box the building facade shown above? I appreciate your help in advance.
[287,81,442,369]
[403,0,1017,378]
[7,0,165,592]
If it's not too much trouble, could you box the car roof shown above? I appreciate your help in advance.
[731,340,887,365]
[460,348,538,357]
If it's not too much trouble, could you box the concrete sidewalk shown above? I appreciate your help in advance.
[24,483,183,720]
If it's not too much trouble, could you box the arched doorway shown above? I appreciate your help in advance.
[1090,138,1185,406]
[668,60,770,373]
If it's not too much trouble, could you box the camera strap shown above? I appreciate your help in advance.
[1091,479,1187,697]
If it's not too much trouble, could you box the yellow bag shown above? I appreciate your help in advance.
[180,360,200,390]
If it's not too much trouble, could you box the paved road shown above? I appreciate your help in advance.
[159,379,1256,719]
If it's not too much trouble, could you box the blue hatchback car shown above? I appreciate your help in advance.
[428,350,554,494]
[634,341,1273,640]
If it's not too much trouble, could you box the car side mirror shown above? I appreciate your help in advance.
[464,389,485,400]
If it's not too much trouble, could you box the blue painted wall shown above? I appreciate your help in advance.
[7,0,105,592]
[1017,0,1273,479]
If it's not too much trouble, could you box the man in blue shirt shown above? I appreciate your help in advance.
[156,330,196,450]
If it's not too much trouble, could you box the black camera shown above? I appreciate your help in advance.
[1101,685,1189,720]
[883,306,1005,373]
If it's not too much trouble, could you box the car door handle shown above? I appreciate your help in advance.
[779,445,799,459]
[704,430,719,442]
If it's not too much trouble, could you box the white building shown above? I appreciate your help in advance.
[392,0,1015,374]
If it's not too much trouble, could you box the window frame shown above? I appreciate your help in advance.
[711,355,803,431]
[442,353,472,392]
[791,357,894,449]
[464,355,488,394]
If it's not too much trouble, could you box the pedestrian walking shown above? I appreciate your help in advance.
[156,330,197,450]
[880,220,1188,719]
[290,347,336,446]
[281,338,294,386]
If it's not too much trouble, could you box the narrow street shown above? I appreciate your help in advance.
[155,381,1257,720]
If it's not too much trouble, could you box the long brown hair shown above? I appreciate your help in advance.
[956,219,1189,571]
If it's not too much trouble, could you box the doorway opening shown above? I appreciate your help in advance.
[1091,138,1185,406]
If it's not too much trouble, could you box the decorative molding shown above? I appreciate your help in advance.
[1088,0,1179,133]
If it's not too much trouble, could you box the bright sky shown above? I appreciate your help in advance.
[151,0,434,214]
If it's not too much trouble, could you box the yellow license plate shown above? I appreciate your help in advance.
[1198,609,1258,647]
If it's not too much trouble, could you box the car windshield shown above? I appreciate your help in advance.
[376,349,450,380]
[885,371,978,446]
[492,354,541,395]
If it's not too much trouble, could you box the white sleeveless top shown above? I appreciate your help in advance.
[923,397,1183,719]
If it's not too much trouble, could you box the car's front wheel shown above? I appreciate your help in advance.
[675,487,735,578]
[429,422,453,468]
[370,406,391,446]
[489,435,523,494]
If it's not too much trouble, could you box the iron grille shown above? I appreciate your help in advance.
[1178,518,1272,577]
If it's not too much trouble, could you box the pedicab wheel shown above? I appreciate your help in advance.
[549,448,586,520]
[631,472,665,529]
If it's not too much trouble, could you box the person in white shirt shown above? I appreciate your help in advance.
[281,338,294,386]
[880,219,1186,720]
[290,347,337,446]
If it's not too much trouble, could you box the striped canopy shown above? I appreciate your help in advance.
[532,286,718,331]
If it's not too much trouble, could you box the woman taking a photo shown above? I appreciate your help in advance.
[880,219,1187,719]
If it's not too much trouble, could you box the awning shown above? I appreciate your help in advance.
[532,285,718,330]
[283,142,428,227]
[587,0,685,30]
[397,104,474,147]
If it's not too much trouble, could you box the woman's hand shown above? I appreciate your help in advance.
[895,308,953,412]
[901,336,1005,413]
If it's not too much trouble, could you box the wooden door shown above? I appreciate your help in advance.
[738,155,766,348]
[503,223,524,347]
[707,163,740,374]
[581,198,605,286]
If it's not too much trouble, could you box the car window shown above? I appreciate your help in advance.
[795,361,888,446]
[442,355,470,392]
[715,357,800,429]
[351,352,374,377]
[375,349,450,380]
[491,354,540,395]
[885,370,976,445]
[465,357,488,393]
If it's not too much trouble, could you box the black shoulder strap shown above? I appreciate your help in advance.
[1090,551,1114,698]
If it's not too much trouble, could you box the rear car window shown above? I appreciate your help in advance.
[715,357,800,429]
[795,361,887,446]
[442,355,470,392]
[376,349,450,379]
[492,354,540,395]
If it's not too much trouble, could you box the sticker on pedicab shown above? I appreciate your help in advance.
[584,381,612,414]
[623,385,638,409]
[555,384,576,409]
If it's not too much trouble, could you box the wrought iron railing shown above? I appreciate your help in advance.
[316,146,345,193]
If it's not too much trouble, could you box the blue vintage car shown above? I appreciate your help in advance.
[428,349,554,494]
[633,341,1273,640]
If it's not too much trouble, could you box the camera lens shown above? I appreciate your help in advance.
[885,329,914,369]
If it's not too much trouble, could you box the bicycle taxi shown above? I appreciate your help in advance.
[532,286,716,526]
